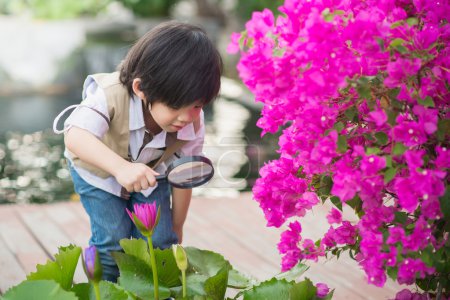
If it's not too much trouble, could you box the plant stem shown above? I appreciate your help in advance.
[148,237,159,300]
[93,282,101,300]
[182,269,187,298]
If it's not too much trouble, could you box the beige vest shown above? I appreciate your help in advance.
[67,72,199,178]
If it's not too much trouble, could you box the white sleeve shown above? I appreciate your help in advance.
[179,110,205,156]
[65,76,110,139]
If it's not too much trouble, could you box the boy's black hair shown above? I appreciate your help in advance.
[119,21,223,108]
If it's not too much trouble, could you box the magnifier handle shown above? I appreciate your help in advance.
[155,174,167,181]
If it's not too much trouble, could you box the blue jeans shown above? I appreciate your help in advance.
[69,166,178,282]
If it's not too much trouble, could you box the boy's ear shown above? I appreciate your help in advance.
[132,78,146,101]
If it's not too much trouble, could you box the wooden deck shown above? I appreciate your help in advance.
[0,192,402,299]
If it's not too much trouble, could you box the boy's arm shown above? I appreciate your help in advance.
[65,127,158,192]
[171,187,192,244]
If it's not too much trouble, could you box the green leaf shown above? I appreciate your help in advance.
[27,245,81,291]
[120,238,151,267]
[238,31,247,49]
[337,135,348,153]
[289,278,317,300]
[393,143,407,155]
[406,17,419,26]
[356,84,371,100]
[154,248,182,287]
[390,38,406,48]
[330,196,343,211]
[273,48,286,57]
[385,155,392,168]
[3,280,78,300]
[395,45,408,53]
[185,247,230,277]
[366,147,380,155]
[347,196,362,214]
[376,38,385,52]
[384,168,397,183]
[375,132,389,145]
[387,110,399,126]
[204,265,230,300]
[112,252,171,299]
[393,211,408,224]
[390,20,403,29]
[98,280,131,300]
[318,176,333,197]
[333,121,344,133]
[439,186,450,221]
[417,96,435,107]
[386,267,398,281]
[186,274,208,297]
[344,107,358,122]
[243,278,291,300]
[228,269,255,289]
[436,119,450,142]
[71,283,90,300]
[274,262,309,283]
[185,247,255,290]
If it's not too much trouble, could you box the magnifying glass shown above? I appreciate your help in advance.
[155,155,214,189]
[120,156,214,199]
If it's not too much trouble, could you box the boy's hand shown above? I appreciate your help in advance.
[115,162,159,193]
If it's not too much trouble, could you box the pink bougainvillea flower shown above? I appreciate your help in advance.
[326,208,342,225]
[368,108,388,127]
[384,58,422,88]
[397,258,435,285]
[435,146,450,169]
[227,32,241,54]
[126,202,160,237]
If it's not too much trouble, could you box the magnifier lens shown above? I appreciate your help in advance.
[167,161,213,187]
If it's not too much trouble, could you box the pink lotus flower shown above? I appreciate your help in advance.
[126,202,160,237]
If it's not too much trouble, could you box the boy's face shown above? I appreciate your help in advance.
[150,101,203,132]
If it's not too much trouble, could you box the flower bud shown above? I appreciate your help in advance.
[83,246,103,283]
[172,244,188,271]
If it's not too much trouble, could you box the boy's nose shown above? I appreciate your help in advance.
[178,110,195,123]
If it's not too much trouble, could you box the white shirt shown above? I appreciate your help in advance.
[53,75,205,197]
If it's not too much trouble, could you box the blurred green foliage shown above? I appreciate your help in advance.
[0,0,181,19]
[120,0,179,17]
[0,0,109,19]
[235,0,284,21]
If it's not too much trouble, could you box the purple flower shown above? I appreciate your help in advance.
[326,208,342,225]
[403,150,425,171]
[83,246,102,283]
[126,202,160,237]
[316,283,330,298]
[393,289,429,300]
[393,115,427,147]
[278,221,303,271]
[397,258,435,285]
[413,105,438,135]
[369,108,388,127]
[384,58,422,88]
[435,146,450,169]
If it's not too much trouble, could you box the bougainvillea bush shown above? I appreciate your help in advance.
[229,0,449,297]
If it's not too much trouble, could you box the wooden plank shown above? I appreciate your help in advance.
[16,204,86,284]
[43,202,90,248]
[0,205,49,275]
[0,236,27,294]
